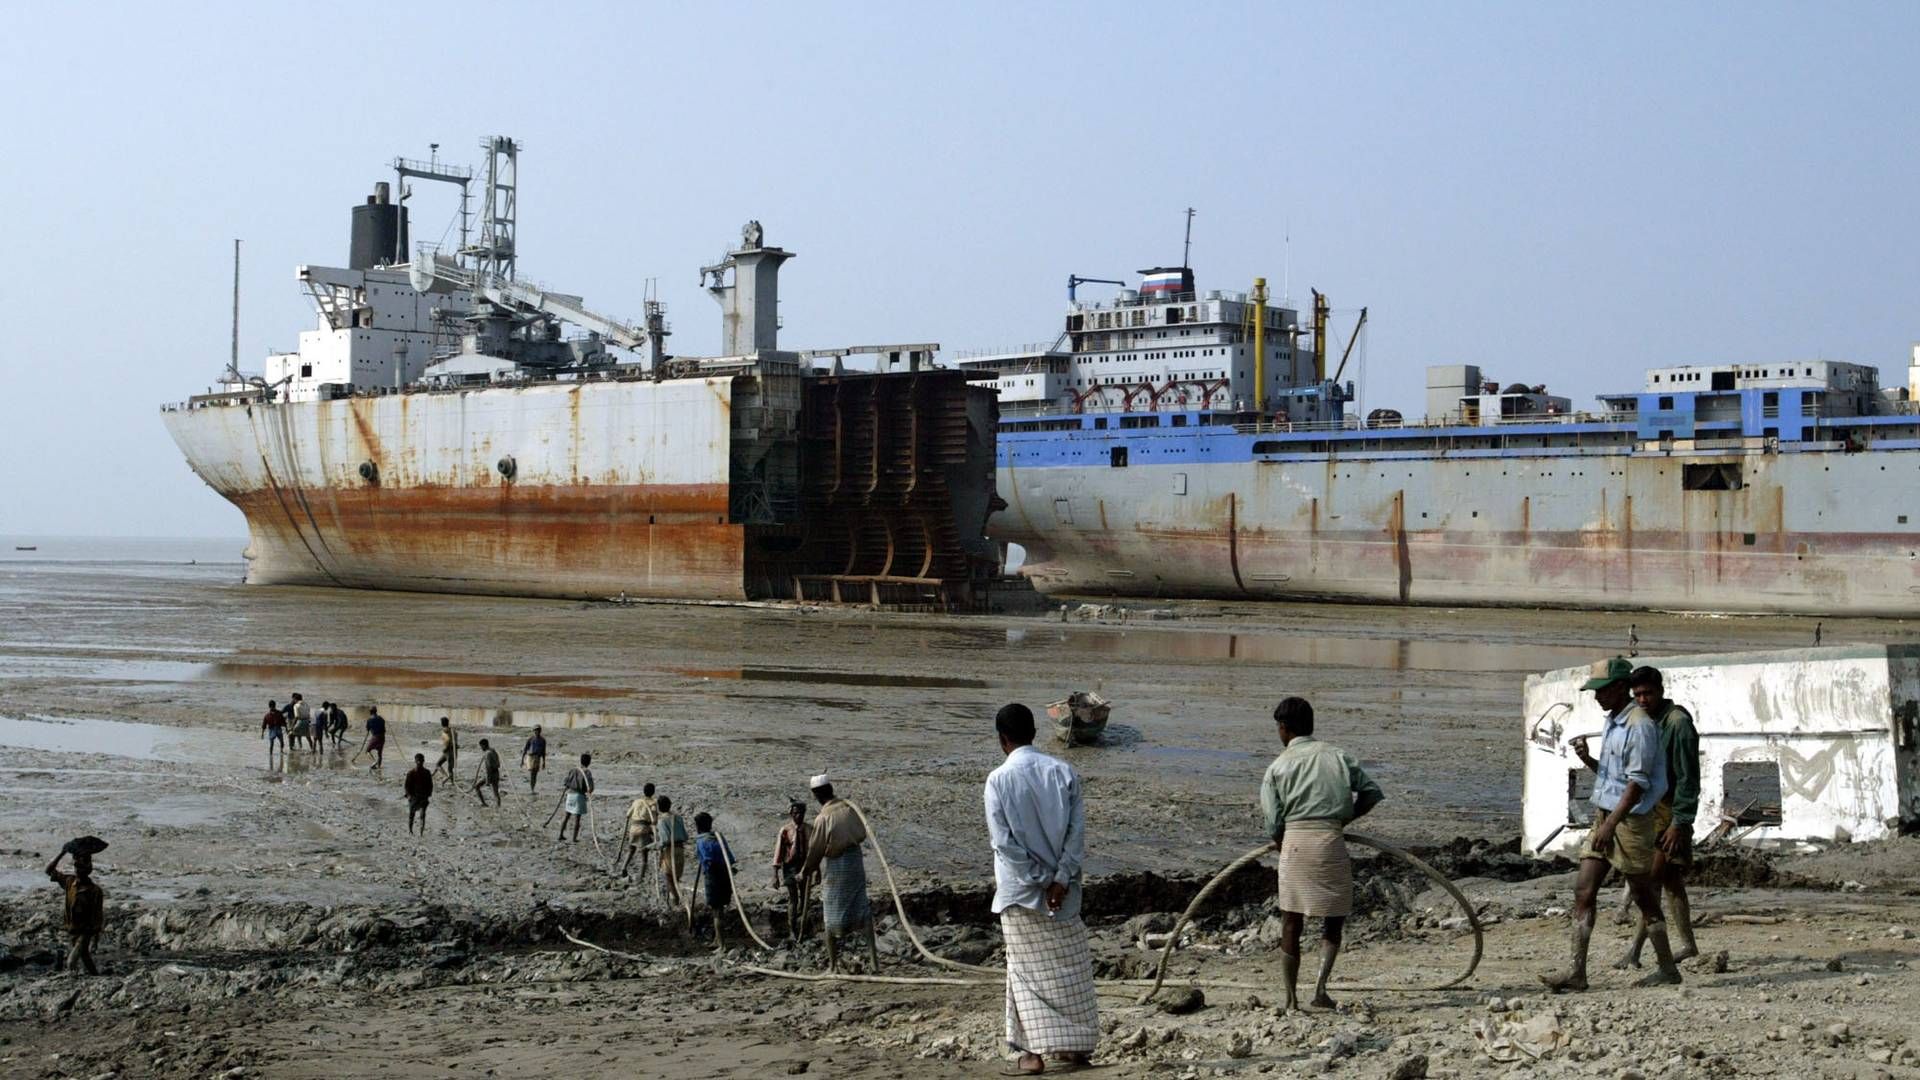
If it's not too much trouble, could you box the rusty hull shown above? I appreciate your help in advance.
[162,372,1000,606]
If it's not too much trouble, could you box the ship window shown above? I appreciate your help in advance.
[1110,446,1128,467]
[1094,418,1108,429]
[1722,762,1783,825]
[1712,371,1736,391]
[1683,463,1742,491]
[1658,396,1673,410]
[300,364,312,378]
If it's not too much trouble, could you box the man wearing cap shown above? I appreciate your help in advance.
[800,774,879,972]
[1617,664,1702,969]
[987,703,1097,1074]
[1541,656,1679,991]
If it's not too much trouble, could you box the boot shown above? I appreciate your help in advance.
[1279,947,1301,1010]
[1539,920,1592,992]
[1311,940,1341,1008]
[1634,920,1683,986]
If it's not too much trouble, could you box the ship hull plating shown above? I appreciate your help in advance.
[164,374,999,605]
[996,452,1920,616]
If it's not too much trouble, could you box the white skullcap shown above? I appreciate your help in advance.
[809,773,831,789]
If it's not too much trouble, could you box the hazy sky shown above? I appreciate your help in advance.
[3,3,1916,537]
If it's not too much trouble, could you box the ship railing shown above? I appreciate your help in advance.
[1232,410,1599,436]
[953,343,1061,360]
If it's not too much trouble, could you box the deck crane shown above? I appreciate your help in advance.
[410,252,668,374]
[1330,306,1369,383]
[1067,274,1128,302]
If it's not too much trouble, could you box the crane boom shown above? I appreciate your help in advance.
[1331,306,1369,384]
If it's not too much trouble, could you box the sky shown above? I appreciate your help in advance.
[2,3,1916,537]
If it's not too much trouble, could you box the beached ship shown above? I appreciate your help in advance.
[162,139,1000,607]
[960,266,1920,615]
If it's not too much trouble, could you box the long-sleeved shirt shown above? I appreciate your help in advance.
[696,832,736,878]
[774,821,809,870]
[1591,703,1667,817]
[1259,736,1383,838]
[404,767,433,801]
[984,745,1087,920]
[801,799,867,876]
[1650,700,1701,826]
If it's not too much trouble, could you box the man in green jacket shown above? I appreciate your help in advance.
[1618,665,1701,968]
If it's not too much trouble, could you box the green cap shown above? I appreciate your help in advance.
[1580,655,1634,691]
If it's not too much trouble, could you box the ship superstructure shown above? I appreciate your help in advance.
[164,139,1000,608]
[976,262,1920,616]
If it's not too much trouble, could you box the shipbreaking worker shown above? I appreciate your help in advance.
[44,844,106,975]
[1616,664,1701,969]
[470,737,503,807]
[656,795,691,907]
[986,703,1097,1073]
[404,753,433,835]
[521,725,547,792]
[558,753,595,842]
[1259,697,1384,1010]
[290,694,313,752]
[432,716,459,783]
[328,702,349,748]
[772,799,811,939]
[1541,656,1680,991]
[693,812,739,943]
[363,706,388,774]
[619,783,658,878]
[260,699,286,768]
[800,774,879,972]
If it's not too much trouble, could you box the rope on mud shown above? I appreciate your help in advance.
[1134,832,1484,1004]
[559,927,994,986]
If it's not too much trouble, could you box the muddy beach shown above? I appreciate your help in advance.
[6,545,1920,1078]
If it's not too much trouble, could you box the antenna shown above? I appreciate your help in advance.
[1282,220,1291,306]
[1182,207,1196,269]
[228,238,241,382]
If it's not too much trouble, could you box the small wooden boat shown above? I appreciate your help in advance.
[13,546,36,551]
[1046,691,1111,746]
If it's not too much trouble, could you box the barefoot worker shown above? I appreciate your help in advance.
[521,725,547,793]
[656,795,691,906]
[1541,656,1680,991]
[1258,696,1384,1010]
[558,753,594,843]
[1618,664,1701,969]
[363,706,388,774]
[619,783,658,878]
[772,799,810,939]
[800,774,879,972]
[405,753,433,835]
[45,839,107,975]
[260,699,286,768]
[470,738,502,807]
[985,703,1096,1074]
[432,716,459,782]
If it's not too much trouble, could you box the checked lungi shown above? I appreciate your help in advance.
[1001,905,1098,1056]
[820,846,872,934]
[1275,818,1352,917]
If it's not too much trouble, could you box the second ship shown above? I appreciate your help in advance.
[962,265,1920,616]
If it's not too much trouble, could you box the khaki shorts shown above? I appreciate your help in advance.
[1650,801,1692,869]
[1579,808,1660,877]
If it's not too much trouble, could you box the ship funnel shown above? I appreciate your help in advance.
[350,182,404,270]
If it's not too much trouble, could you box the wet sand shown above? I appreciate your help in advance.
[4,548,1920,1077]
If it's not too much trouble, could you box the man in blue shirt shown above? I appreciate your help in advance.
[1542,656,1680,992]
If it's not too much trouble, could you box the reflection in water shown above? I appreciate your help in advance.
[673,667,989,689]
[0,713,253,765]
[1016,626,1593,673]
[0,657,621,699]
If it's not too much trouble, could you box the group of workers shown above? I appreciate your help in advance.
[257,694,350,764]
[81,667,1697,1074]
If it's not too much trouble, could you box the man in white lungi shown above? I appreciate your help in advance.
[1259,696,1384,1010]
[800,774,880,972]
[986,703,1096,1074]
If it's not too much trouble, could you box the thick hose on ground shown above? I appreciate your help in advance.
[714,830,778,952]
[1134,831,1484,1004]
[846,801,1002,977]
